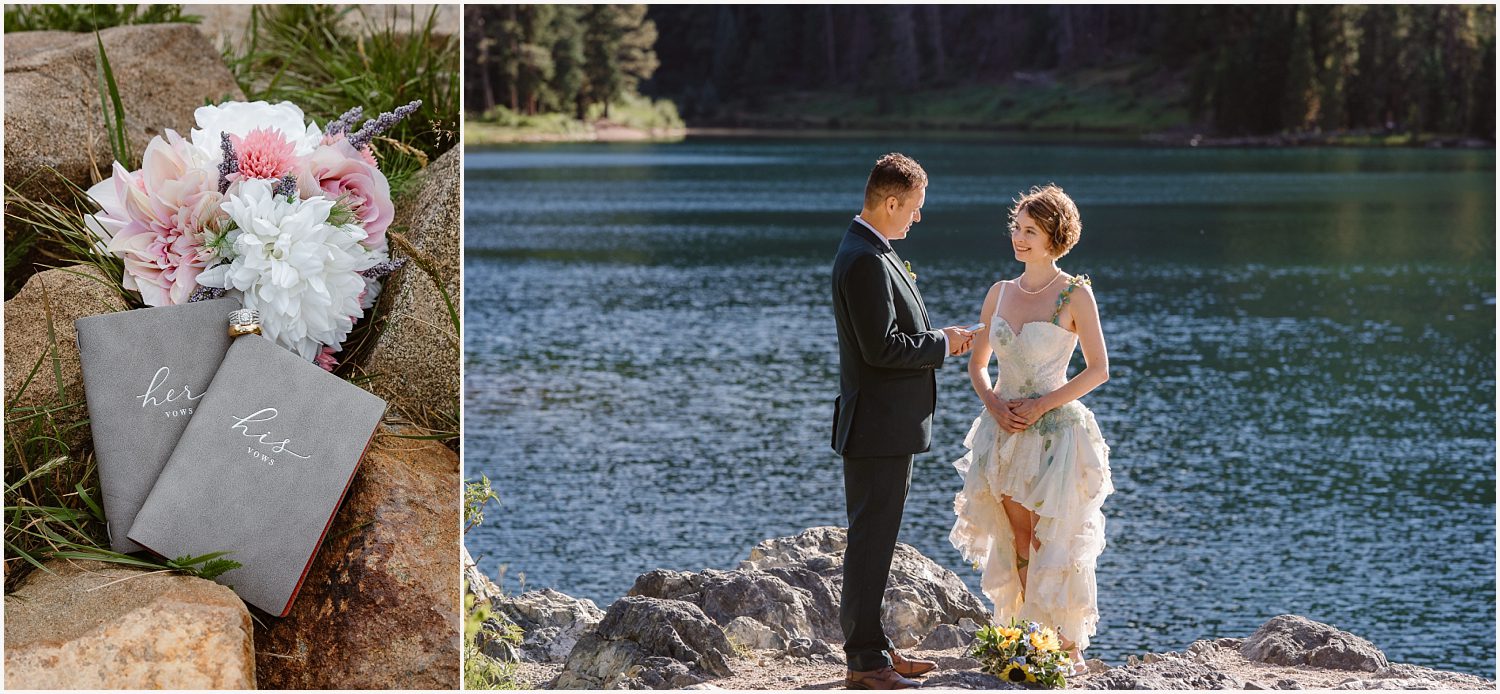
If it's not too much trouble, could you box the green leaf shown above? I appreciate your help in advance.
[94,31,132,168]
[168,550,243,580]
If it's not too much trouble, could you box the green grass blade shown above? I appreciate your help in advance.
[94,31,131,169]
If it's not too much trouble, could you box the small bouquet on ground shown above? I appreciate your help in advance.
[84,99,420,369]
[971,618,1072,688]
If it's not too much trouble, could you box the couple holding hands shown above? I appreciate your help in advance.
[831,154,1113,689]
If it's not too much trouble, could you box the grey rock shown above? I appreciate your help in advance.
[631,566,839,642]
[786,637,836,659]
[493,587,605,664]
[1241,615,1388,672]
[920,670,1020,689]
[4,25,243,202]
[741,526,991,648]
[723,616,784,652]
[462,545,502,603]
[1245,681,1270,690]
[1083,662,1243,690]
[1375,663,1494,689]
[476,621,521,662]
[920,619,981,651]
[947,655,982,670]
[1275,678,1304,689]
[553,596,734,690]
[1080,658,1110,674]
[1334,679,1440,690]
[359,147,459,429]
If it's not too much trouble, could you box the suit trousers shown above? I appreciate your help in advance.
[840,453,914,671]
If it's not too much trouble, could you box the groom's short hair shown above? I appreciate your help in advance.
[864,153,927,208]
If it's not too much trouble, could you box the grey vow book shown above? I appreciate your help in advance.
[127,333,386,616]
[75,297,240,553]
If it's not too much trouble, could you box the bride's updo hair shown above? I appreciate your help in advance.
[1009,184,1082,258]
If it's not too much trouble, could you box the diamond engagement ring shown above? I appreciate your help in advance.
[228,308,262,337]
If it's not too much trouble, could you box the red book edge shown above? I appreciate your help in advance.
[277,424,380,617]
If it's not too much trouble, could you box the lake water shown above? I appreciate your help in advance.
[464,137,1495,677]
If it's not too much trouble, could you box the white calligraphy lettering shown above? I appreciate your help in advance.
[229,408,311,459]
[138,367,204,408]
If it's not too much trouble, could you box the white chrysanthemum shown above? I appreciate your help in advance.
[197,180,382,361]
[191,100,324,163]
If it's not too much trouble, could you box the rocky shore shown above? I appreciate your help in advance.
[469,527,1495,690]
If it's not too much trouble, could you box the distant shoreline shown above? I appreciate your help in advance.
[466,120,1492,150]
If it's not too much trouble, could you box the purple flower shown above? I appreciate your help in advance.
[346,100,422,151]
[325,105,364,136]
[217,133,239,194]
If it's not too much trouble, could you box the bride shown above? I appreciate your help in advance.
[949,184,1114,670]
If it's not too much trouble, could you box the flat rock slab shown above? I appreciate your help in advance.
[5,559,255,689]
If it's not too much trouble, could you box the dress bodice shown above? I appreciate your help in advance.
[989,319,1077,400]
[988,275,1090,400]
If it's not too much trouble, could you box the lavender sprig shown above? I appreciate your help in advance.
[360,257,408,280]
[347,100,423,151]
[274,174,299,199]
[325,105,364,136]
[217,133,239,194]
[188,285,227,303]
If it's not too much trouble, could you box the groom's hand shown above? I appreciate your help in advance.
[942,326,974,356]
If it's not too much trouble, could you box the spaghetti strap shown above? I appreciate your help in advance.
[1050,274,1092,325]
[994,281,1007,318]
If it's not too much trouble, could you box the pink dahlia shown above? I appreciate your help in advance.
[232,127,298,180]
[86,130,223,306]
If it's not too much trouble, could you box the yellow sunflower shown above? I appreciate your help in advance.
[998,663,1030,683]
[998,626,1024,646]
[1030,629,1061,653]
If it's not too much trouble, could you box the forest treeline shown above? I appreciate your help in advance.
[464,4,658,120]
[465,4,1495,138]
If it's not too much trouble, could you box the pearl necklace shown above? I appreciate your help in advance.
[1015,269,1062,295]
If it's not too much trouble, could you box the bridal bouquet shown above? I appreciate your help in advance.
[971,618,1072,688]
[84,99,419,368]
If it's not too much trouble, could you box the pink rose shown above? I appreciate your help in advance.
[298,138,393,251]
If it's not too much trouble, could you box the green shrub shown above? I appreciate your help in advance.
[4,4,199,33]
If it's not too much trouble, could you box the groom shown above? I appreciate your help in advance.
[830,153,973,690]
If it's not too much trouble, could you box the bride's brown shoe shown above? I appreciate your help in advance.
[846,666,923,690]
[890,650,938,677]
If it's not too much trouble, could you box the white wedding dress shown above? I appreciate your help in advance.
[949,276,1113,651]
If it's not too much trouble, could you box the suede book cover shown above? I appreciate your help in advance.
[127,333,386,616]
[75,297,240,553]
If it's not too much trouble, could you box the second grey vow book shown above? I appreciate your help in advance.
[75,297,240,553]
[128,333,386,616]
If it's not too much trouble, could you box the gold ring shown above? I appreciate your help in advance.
[228,323,261,337]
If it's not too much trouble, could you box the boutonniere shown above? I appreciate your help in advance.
[904,260,917,281]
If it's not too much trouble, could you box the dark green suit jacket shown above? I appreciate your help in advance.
[830,221,947,457]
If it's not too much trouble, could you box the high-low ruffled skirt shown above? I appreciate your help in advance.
[949,401,1113,650]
